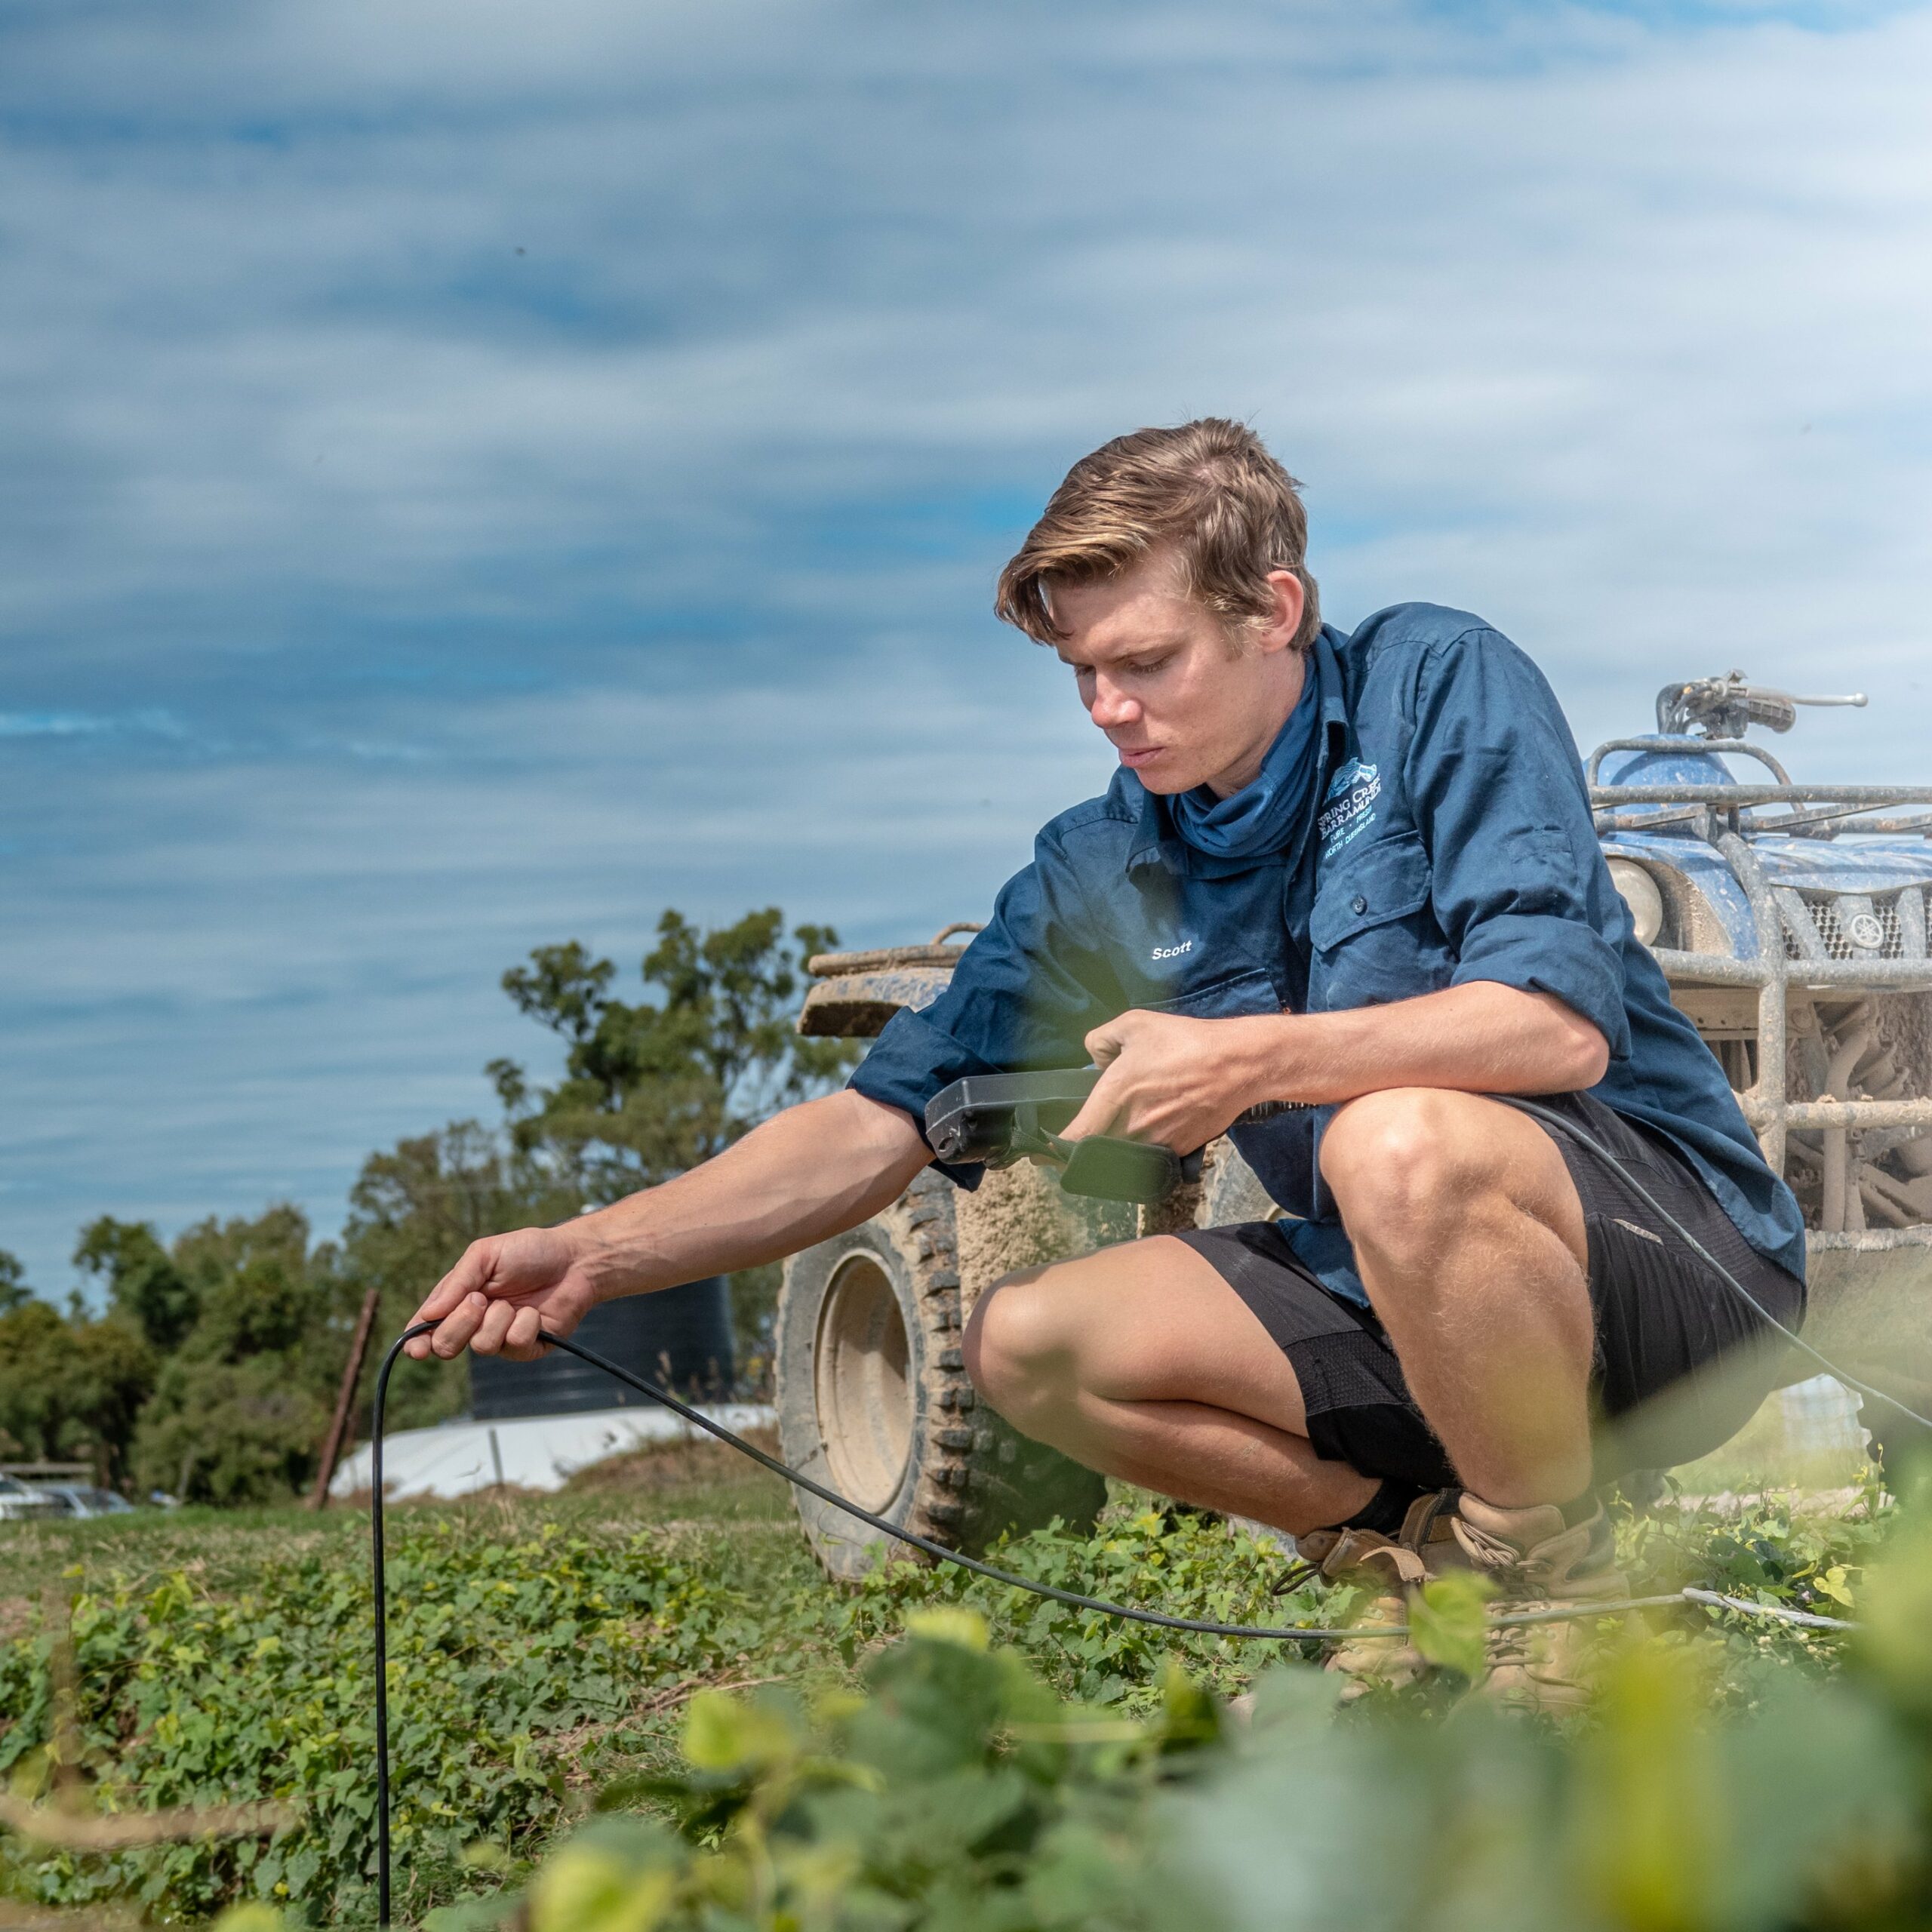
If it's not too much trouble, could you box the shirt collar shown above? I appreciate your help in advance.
[1126,626,1349,878]
[1312,624,1349,747]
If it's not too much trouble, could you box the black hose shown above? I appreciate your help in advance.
[369,1100,1918,1922]
[367,1318,1456,1919]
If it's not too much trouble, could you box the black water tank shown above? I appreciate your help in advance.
[469,1278,735,1420]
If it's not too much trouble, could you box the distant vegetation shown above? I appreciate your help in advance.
[0,909,859,1506]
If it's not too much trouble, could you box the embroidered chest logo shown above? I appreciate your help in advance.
[1318,758,1381,858]
[1151,940,1194,961]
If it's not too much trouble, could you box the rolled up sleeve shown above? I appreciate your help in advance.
[847,833,1108,1184]
[1404,629,1632,1061]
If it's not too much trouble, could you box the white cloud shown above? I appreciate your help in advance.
[3,0,1930,1288]
[0,709,187,738]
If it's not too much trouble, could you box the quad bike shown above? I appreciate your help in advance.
[774,678,1932,1576]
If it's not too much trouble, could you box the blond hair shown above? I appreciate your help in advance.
[995,419,1320,653]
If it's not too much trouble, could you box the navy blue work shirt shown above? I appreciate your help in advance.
[850,604,1807,1304]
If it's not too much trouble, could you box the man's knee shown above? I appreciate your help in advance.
[1320,1088,1505,1252]
[961,1267,1074,1423]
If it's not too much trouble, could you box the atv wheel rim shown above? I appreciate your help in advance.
[813,1252,914,1510]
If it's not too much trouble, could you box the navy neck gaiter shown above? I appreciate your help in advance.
[1169,669,1319,860]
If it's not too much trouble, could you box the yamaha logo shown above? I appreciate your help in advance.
[1847,912,1886,951]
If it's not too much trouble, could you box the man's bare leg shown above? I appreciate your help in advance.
[962,1236,1378,1537]
[1319,1087,1595,1508]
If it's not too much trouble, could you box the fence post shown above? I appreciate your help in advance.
[309,1285,383,1510]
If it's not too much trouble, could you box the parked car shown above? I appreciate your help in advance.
[29,1484,137,1519]
[0,1474,61,1521]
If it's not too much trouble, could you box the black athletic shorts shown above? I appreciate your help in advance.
[1174,1091,1807,1486]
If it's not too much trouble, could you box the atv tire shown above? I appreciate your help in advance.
[774,1168,1108,1580]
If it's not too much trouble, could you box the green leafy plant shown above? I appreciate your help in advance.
[0,1521,760,1924]
[423,1498,1932,1932]
[0,1472,1905,1929]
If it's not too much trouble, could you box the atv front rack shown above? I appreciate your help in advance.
[1588,771,1932,1180]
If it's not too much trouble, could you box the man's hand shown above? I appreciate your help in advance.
[1060,1010,1266,1154]
[403,1225,605,1364]
[398,1091,932,1366]
[1056,986,1607,1163]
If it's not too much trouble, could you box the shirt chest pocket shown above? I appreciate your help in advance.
[1142,966,1281,1020]
[1309,832,1448,1004]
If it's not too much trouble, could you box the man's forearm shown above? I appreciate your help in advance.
[1238,982,1609,1109]
[568,1090,932,1303]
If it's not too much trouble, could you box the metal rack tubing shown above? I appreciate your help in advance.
[1589,748,1932,1204]
[1718,832,1792,1173]
[1745,1097,1932,1132]
[1651,949,1932,992]
[1650,837,1932,1186]
[1585,736,1793,786]
[1595,809,1932,838]
[1590,784,1932,808]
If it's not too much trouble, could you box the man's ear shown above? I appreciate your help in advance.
[1257,570,1306,656]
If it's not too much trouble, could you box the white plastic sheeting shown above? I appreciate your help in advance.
[1776,1376,1868,1457]
[328,1402,777,1503]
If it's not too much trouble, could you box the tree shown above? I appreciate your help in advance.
[0,1299,153,1484]
[128,1206,350,1505]
[16,905,860,1502]
[495,908,860,1204]
[0,1249,31,1314]
[74,1218,199,1352]
[489,908,862,1373]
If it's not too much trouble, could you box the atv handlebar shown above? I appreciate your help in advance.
[1657,672,1867,740]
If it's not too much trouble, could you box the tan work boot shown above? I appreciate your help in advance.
[1450,1494,1630,1715]
[1296,1491,1466,1698]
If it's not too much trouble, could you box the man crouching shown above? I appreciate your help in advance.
[410,420,1807,1709]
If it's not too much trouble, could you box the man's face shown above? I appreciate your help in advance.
[1050,549,1305,798]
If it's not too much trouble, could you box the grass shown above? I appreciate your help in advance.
[0,1422,1897,1925]
[0,1439,798,1602]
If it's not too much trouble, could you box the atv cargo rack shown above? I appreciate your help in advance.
[1588,768,1932,1173]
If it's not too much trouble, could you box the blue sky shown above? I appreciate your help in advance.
[4,0,1930,1297]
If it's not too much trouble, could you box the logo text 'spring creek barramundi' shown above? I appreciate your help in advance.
[1318,758,1382,859]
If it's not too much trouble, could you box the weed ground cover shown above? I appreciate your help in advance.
[0,1431,1898,1928]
